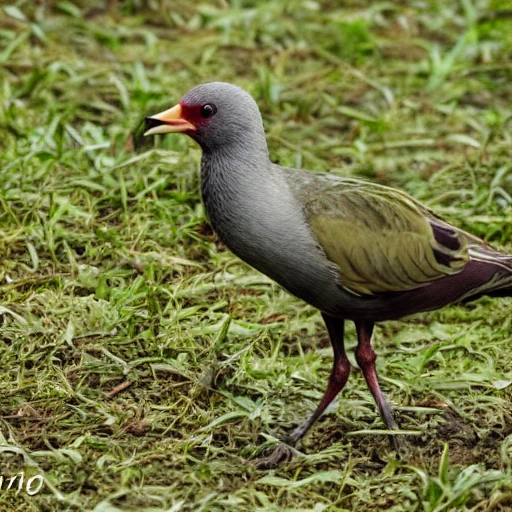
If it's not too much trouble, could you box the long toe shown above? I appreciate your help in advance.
[253,442,303,470]
[377,395,403,452]
[390,431,403,453]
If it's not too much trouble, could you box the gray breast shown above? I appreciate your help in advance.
[200,158,346,313]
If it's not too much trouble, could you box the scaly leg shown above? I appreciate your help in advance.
[354,320,400,450]
[254,314,350,468]
[286,313,351,444]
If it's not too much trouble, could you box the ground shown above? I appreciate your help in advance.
[1,1,512,511]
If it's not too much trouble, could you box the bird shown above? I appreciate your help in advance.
[144,81,512,464]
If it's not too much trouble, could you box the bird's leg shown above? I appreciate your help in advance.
[254,314,350,469]
[354,320,400,450]
[285,313,350,445]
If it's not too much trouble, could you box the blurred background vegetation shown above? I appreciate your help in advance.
[1,1,512,511]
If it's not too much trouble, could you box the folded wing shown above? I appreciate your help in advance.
[303,180,476,296]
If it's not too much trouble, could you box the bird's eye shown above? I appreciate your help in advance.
[200,104,217,118]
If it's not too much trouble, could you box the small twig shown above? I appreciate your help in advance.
[108,381,133,397]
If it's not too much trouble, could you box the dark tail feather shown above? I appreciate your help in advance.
[386,257,512,318]
[466,246,512,299]
[469,245,512,273]
[487,286,512,298]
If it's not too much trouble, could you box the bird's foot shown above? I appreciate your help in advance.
[252,440,302,470]
[381,413,405,454]
[389,432,404,454]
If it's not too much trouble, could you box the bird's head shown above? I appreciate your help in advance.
[144,82,266,152]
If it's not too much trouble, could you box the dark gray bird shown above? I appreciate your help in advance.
[145,82,512,461]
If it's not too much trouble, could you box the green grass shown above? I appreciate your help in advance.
[1,0,512,510]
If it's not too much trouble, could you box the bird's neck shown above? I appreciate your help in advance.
[200,141,271,209]
[199,142,288,240]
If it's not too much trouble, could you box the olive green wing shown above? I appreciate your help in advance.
[303,181,472,296]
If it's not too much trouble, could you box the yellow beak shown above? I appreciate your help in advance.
[144,104,196,136]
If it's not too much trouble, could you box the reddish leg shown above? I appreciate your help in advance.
[286,313,351,445]
[354,320,400,449]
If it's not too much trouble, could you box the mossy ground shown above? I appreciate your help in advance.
[1,1,512,510]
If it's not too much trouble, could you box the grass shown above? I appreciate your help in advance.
[1,0,512,510]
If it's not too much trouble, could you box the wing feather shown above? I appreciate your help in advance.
[300,178,473,295]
